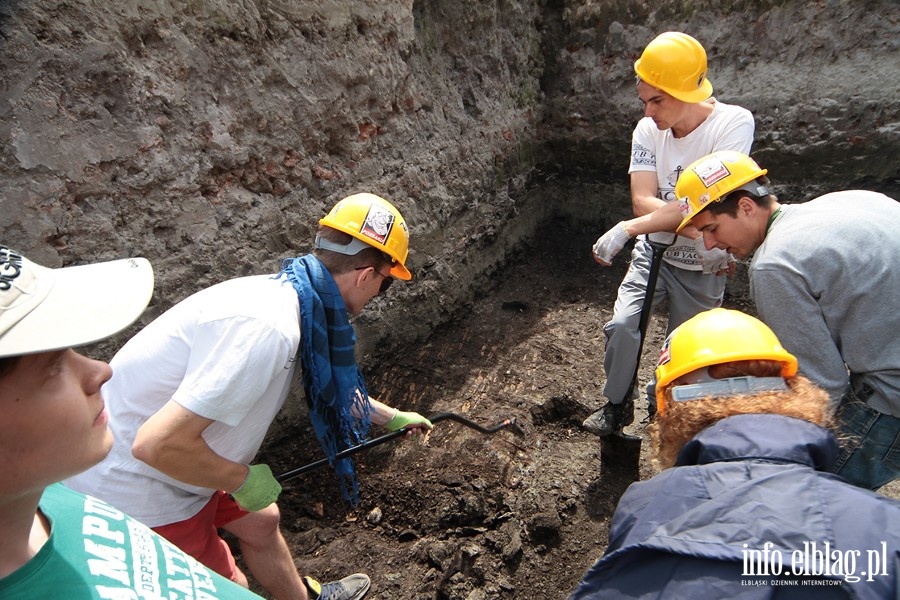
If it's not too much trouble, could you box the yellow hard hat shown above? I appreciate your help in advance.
[655,308,798,413]
[319,193,412,280]
[634,32,714,103]
[675,150,769,232]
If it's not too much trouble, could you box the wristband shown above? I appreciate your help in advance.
[231,464,281,511]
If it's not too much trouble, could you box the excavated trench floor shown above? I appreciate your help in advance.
[250,213,759,599]
[252,208,899,599]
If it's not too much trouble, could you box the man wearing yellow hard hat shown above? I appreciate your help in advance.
[67,193,431,600]
[675,149,900,491]
[571,309,900,598]
[584,32,755,436]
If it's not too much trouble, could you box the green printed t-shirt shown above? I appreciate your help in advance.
[0,483,262,599]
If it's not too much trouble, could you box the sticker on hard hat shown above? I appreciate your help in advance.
[694,157,731,189]
[657,337,672,366]
[360,205,395,244]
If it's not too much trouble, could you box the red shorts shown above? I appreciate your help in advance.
[152,490,250,580]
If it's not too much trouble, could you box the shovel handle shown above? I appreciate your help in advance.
[622,236,674,402]
[275,429,406,483]
[275,412,513,484]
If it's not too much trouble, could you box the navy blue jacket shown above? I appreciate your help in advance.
[571,414,900,599]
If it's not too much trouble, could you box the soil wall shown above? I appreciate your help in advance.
[2,0,897,362]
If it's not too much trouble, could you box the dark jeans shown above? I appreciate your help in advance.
[832,394,900,491]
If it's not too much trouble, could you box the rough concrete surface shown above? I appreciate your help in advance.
[1,1,898,598]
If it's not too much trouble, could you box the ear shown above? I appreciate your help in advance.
[737,196,756,217]
[353,266,373,288]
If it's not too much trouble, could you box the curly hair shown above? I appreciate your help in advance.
[652,374,833,468]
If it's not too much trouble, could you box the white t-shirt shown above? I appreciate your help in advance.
[66,274,301,526]
[629,100,754,269]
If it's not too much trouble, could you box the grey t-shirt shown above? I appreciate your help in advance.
[750,190,900,416]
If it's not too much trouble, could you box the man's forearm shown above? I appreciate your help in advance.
[365,397,399,427]
[623,202,687,237]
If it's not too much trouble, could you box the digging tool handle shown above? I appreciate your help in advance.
[622,237,674,404]
[276,429,407,483]
[634,240,672,355]
[607,237,675,447]
[275,412,513,484]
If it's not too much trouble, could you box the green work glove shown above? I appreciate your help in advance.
[385,410,433,432]
[231,464,281,511]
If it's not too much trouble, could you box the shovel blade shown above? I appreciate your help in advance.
[600,431,642,486]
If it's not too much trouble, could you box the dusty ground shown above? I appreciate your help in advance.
[250,216,758,599]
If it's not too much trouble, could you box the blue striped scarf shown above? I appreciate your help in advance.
[277,255,372,504]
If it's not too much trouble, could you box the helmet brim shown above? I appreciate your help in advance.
[390,262,412,281]
[665,78,713,103]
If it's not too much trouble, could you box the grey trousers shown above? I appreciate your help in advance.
[602,238,726,407]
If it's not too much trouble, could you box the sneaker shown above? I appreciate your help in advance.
[303,573,370,600]
[582,399,634,437]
